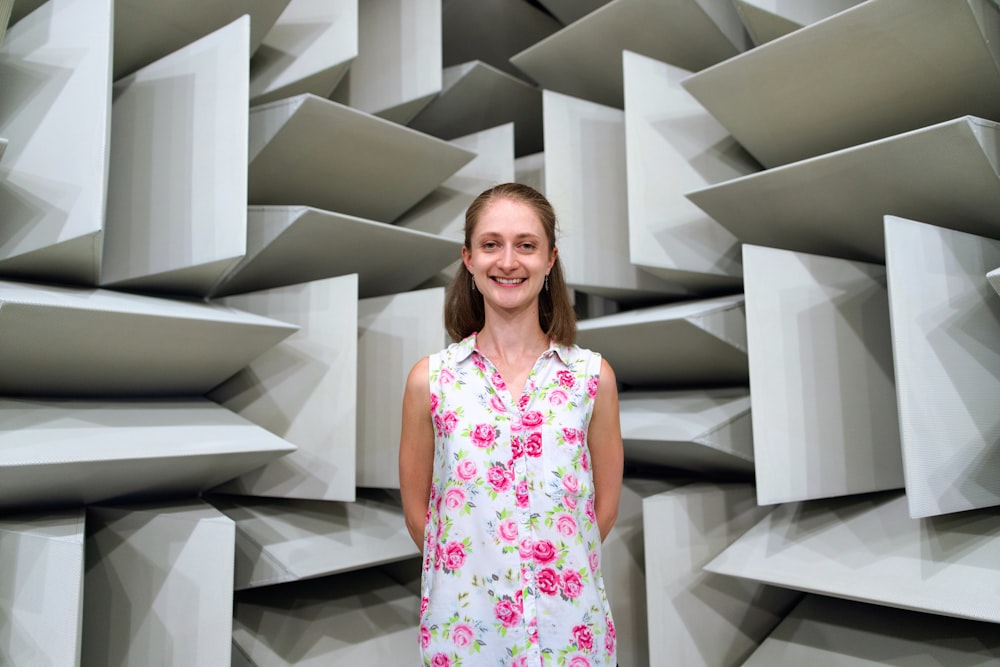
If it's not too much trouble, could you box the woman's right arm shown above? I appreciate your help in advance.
[399,356,435,549]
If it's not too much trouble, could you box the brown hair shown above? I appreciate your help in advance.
[445,183,577,345]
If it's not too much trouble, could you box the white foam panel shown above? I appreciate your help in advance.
[329,0,440,124]
[989,266,1000,297]
[249,0,357,105]
[0,137,6,161]
[233,569,420,666]
[0,0,10,45]
[734,0,862,45]
[407,60,543,157]
[82,501,235,666]
[248,94,475,223]
[884,216,1000,518]
[0,398,295,509]
[619,389,754,475]
[102,16,248,296]
[209,274,358,502]
[576,294,748,387]
[743,594,1000,666]
[211,491,418,590]
[644,484,800,667]
[213,206,461,298]
[0,511,85,666]
[687,116,1000,263]
[357,287,448,488]
[682,0,1000,167]
[544,90,688,300]
[0,0,111,285]
[744,245,903,505]
[537,0,612,26]
[510,0,749,108]
[623,51,755,290]
[0,280,297,396]
[705,491,1000,624]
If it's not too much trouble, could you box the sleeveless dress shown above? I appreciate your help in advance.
[419,333,616,667]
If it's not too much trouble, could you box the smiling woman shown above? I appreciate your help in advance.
[398,183,625,667]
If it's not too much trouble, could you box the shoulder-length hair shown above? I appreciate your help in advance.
[445,183,577,345]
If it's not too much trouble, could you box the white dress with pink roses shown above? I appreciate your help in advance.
[420,333,616,667]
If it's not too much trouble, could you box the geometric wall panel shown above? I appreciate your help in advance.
[687,117,1000,263]
[884,216,1000,518]
[82,501,235,666]
[744,245,903,505]
[233,569,420,666]
[0,137,6,161]
[0,0,112,285]
[209,275,358,502]
[0,397,296,510]
[0,280,297,396]
[733,0,862,45]
[705,491,1000,624]
[329,0,441,125]
[682,0,1000,167]
[990,266,1000,297]
[356,287,447,488]
[211,206,461,298]
[743,594,1000,666]
[249,0,358,106]
[111,0,290,80]
[536,0,611,26]
[248,94,475,223]
[623,51,754,290]
[544,90,690,300]
[0,510,85,667]
[406,60,543,157]
[644,484,799,667]
[0,0,10,45]
[619,389,754,475]
[576,294,748,387]
[211,491,418,590]
[510,0,749,109]
[102,17,249,296]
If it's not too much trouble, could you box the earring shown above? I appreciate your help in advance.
[471,276,476,292]
[544,275,549,292]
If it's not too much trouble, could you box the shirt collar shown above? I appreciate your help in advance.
[456,332,572,366]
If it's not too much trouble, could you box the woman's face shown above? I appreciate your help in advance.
[462,197,557,316]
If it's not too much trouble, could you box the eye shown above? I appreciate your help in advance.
[482,240,499,250]
[519,242,537,251]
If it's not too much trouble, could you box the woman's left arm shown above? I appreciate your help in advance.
[589,357,624,541]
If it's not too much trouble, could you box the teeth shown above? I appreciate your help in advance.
[495,278,524,285]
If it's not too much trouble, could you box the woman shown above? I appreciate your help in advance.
[399,183,624,666]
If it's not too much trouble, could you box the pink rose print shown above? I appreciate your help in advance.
[562,427,584,444]
[516,481,529,508]
[585,498,596,524]
[494,599,521,628]
[562,570,583,598]
[533,539,557,564]
[518,394,530,411]
[431,653,451,667]
[451,623,474,648]
[563,493,577,510]
[518,537,533,560]
[587,376,599,398]
[420,625,431,649]
[471,423,497,448]
[557,369,576,389]
[568,655,591,667]
[487,465,512,492]
[556,514,577,537]
[581,449,590,472]
[511,435,524,460]
[490,393,507,413]
[498,519,518,543]
[607,617,616,641]
[439,368,455,384]
[511,658,529,667]
[528,618,539,644]
[444,487,465,510]
[562,473,580,495]
[536,567,559,595]
[605,632,615,654]
[522,410,544,428]
[589,551,600,573]
[473,354,486,371]
[443,541,467,571]
[572,624,595,651]
[524,431,543,458]
[420,596,429,616]
[548,389,568,406]
[455,458,477,481]
[491,372,506,390]
[430,392,440,413]
[442,411,459,435]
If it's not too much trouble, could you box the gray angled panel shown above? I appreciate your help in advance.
[248,94,475,223]
[537,0,612,26]
[884,216,1000,518]
[212,206,461,298]
[988,267,1000,298]
[705,491,1000,623]
[210,491,418,590]
[734,0,862,45]
[687,117,1000,263]
[683,0,1000,167]
[619,389,754,475]
[0,0,9,45]
[744,245,903,505]
[576,294,748,387]
[0,280,297,396]
[510,0,749,108]
[0,398,295,509]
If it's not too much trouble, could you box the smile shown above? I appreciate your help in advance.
[493,277,526,285]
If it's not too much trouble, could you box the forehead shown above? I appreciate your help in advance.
[473,198,546,237]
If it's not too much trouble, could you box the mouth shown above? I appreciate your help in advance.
[492,277,526,286]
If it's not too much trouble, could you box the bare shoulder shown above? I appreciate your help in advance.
[404,356,431,402]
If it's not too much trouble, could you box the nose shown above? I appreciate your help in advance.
[498,245,518,270]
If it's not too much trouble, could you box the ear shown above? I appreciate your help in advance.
[461,245,473,273]
[548,246,558,273]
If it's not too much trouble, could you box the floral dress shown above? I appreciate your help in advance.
[419,333,616,667]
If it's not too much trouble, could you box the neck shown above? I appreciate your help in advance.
[477,309,548,361]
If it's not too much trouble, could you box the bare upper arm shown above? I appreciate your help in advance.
[589,357,624,539]
[399,357,435,545]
